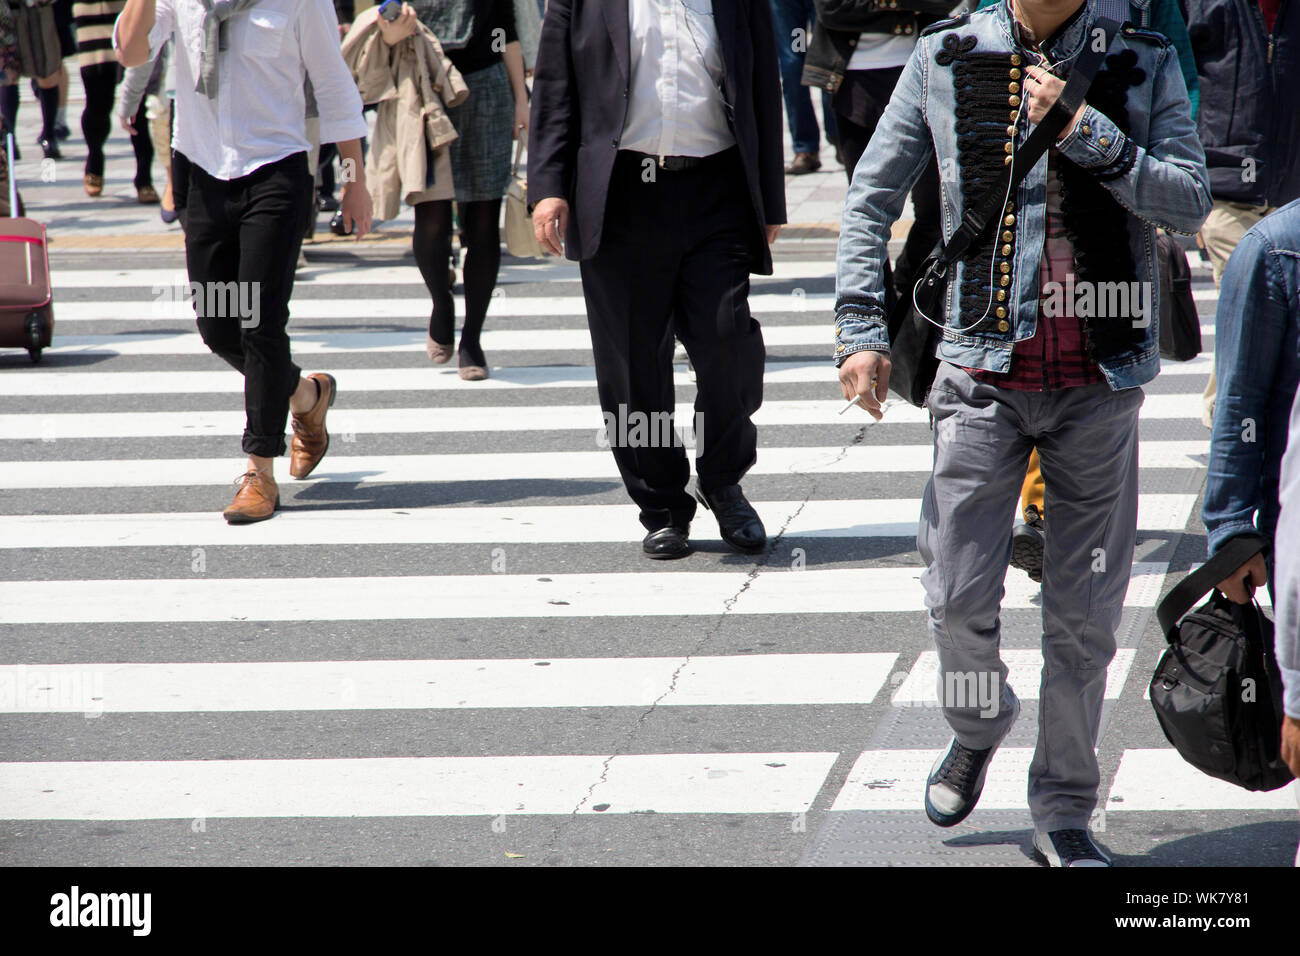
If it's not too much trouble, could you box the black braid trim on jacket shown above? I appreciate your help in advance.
[937,35,1019,333]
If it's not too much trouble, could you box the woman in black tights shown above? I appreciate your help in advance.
[73,0,156,201]
[408,0,529,381]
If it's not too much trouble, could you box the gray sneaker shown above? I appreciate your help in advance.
[924,696,1020,827]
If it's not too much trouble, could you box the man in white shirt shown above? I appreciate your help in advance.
[528,0,787,560]
[115,0,372,524]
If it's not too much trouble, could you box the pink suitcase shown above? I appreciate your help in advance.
[0,132,53,363]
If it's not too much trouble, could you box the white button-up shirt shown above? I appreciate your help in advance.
[115,0,367,180]
[620,0,736,158]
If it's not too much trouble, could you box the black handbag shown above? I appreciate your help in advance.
[1157,231,1201,361]
[1150,536,1294,792]
[886,17,1123,407]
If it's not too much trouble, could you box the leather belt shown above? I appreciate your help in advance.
[623,150,712,172]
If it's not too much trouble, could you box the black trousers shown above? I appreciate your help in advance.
[835,68,943,296]
[179,151,313,458]
[579,148,766,532]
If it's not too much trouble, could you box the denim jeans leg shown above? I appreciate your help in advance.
[769,0,820,154]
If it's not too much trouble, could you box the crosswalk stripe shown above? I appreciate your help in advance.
[45,329,1222,358]
[0,356,1218,397]
[48,286,1220,322]
[1104,750,1300,811]
[890,649,1139,704]
[0,653,900,712]
[49,325,841,355]
[48,259,842,290]
[0,496,1197,548]
[0,443,1211,489]
[0,563,1169,624]
[0,394,1212,440]
[56,292,841,322]
[0,752,841,818]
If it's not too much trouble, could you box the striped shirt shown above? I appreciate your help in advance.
[74,0,126,67]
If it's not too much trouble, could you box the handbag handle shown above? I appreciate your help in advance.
[1155,534,1269,636]
[512,129,527,179]
[935,17,1123,273]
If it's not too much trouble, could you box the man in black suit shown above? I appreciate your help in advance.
[529,0,787,560]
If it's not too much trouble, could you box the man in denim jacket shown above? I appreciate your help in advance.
[1203,200,1300,605]
[834,0,1210,865]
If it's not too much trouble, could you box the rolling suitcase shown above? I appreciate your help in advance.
[0,132,53,363]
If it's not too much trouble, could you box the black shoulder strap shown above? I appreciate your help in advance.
[1155,535,1269,636]
[937,16,1123,270]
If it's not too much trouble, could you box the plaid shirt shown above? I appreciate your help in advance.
[968,155,1106,391]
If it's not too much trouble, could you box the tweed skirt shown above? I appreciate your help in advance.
[444,60,512,203]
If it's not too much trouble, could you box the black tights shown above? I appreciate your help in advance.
[412,198,501,367]
[0,82,57,144]
[81,62,153,185]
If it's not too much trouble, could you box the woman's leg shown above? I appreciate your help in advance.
[412,199,455,346]
[456,197,502,369]
[34,72,60,148]
[79,62,116,177]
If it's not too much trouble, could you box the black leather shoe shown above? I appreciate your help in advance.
[317,193,339,212]
[642,526,691,560]
[694,484,766,553]
[38,136,60,160]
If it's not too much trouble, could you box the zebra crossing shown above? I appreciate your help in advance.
[1,241,1296,867]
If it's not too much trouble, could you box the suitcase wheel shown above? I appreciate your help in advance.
[24,312,43,364]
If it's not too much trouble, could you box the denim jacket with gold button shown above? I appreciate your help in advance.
[833,1,1212,391]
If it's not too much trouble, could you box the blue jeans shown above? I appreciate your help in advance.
[770,0,836,155]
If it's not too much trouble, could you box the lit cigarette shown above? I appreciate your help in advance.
[839,395,865,415]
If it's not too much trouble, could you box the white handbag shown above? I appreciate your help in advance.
[504,132,548,260]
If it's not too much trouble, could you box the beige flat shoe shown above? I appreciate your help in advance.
[458,364,489,381]
[426,333,453,363]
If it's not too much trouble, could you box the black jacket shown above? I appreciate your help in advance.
[527,0,787,273]
[1181,0,1300,205]
[802,0,950,91]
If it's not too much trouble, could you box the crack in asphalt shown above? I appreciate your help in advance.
[541,420,875,861]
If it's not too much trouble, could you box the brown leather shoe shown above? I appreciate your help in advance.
[83,174,103,197]
[785,152,822,175]
[289,373,337,479]
[223,470,279,524]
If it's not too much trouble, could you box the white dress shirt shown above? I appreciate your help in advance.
[115,0,368,180]
[621,0,735,158]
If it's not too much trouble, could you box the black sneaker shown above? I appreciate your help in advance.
[1033,828,1112,867]
[1010,505,1045,583]
[924,696,1019,827]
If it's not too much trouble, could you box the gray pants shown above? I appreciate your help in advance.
[918,362,1143,830]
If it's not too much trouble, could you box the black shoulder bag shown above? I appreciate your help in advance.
[887,17,1123,407]
[1150,536,1294,792]
[1156,231,1201,361]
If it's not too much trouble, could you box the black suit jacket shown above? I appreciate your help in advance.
[527,0,787,274]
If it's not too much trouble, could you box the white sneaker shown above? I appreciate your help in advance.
[1033,828,1112,867]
